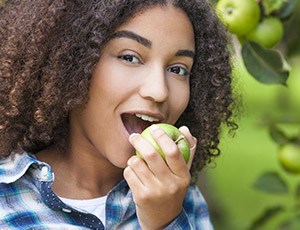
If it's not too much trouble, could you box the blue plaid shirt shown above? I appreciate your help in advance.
[0,152,213,229]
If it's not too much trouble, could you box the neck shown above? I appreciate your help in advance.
[36,144,124,199]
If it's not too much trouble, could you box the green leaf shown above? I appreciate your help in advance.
[276,0,298,19]
[253,171,289,194]
[248,205,285,230]
[269,125,290,146]
[242,41,290,86]
[262,0,286,15]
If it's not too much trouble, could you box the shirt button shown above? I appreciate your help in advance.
[62,208,72,213]
[40,166,49,180]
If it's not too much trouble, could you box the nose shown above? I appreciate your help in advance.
[138,65,169,103]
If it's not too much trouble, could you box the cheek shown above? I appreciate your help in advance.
[169,82,190,123]
[90,65,124,104]
[92,58,137,98]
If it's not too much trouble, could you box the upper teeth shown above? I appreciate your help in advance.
[135,114,159,122]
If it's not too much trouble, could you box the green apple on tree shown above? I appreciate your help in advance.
[216,0,260,36]
[246,16,284,49]
[278,143,300,174]
[136,123,190,164]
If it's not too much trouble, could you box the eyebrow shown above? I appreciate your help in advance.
[111,30,195,59]
[111,30,152,48]
[175,49,195,59]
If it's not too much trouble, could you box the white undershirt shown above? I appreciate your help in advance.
[59,195,107,226]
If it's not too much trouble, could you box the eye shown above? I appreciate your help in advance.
[167,66,190,77]
[118,54,141,64]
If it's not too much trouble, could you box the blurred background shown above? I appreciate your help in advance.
[199,1,300,229]
[199,55,300,230]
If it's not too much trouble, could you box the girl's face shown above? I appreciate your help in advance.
[70,5,195,168]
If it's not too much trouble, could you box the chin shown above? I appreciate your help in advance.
[112,152,134,169]
[114,160,130,170]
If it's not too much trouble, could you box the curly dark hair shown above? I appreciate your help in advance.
[0,0,237,180]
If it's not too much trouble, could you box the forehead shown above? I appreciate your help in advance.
[114,5,195,51]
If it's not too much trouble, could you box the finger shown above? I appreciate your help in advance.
[179,126,197,170]
[123,165,146,196]
[129,133,169,177]
[150,125,188,177]
[187,144,196,170]
[126,155,156,185]
[178,126,197,149]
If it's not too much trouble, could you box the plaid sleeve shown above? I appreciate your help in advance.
[163,184,214,230]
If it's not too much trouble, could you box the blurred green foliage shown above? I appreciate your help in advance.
[201,1,300,229]
[200,55,300,230]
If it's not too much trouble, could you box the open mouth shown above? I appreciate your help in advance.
[121,113,161,135]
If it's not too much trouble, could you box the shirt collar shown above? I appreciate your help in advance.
[0,151,129,194]
[0,152,48,184]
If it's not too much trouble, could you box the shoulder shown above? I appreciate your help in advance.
[181,184,214,229]
[184,183,207,204]
[184,183,211,218]
[164,184,214,229]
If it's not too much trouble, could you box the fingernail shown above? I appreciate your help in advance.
[180,126,190,134]
[190,144,197,150]
[150,124,159,132]
[129,133,139,143]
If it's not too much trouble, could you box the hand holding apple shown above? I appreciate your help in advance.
[124,124,196,229]
[136,123,190,164]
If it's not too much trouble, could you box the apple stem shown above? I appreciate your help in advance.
[175,135,185,144]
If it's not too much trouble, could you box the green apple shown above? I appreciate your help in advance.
[136,123,190,163]
[246,16,284,49]
[278,143,300,174]
[216,0,260,36]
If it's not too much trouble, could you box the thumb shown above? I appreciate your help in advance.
[187,137,197,170]
[179,126,197,170]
